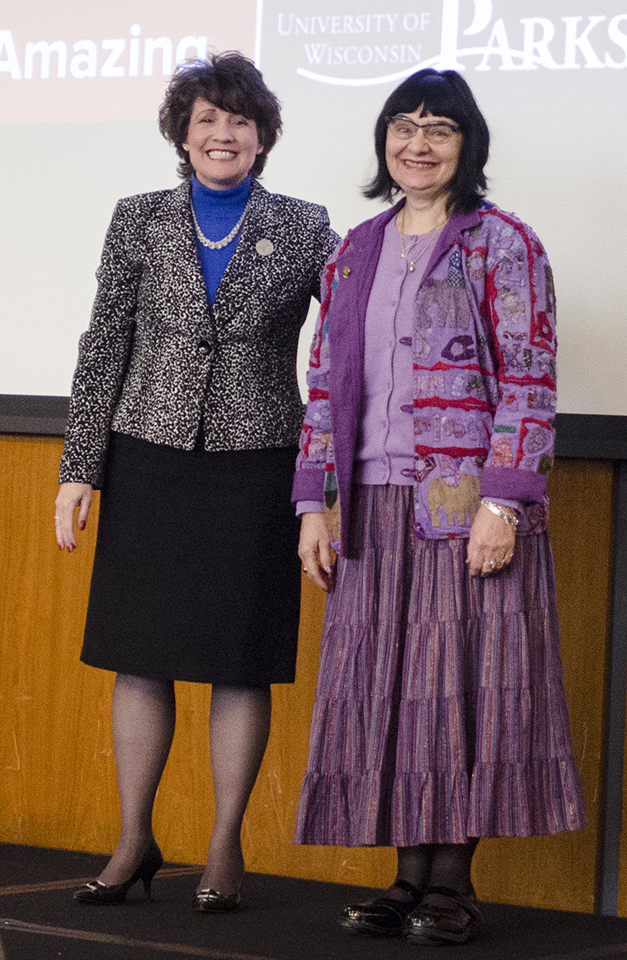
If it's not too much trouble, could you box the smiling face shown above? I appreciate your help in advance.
[182,98,263,191]
[385,106,462,205]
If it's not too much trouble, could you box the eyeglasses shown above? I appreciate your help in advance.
[385,116,461,144]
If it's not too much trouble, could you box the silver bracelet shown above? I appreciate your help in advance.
[480,498,519,527]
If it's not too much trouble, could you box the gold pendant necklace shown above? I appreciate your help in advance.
[399,207,446,272]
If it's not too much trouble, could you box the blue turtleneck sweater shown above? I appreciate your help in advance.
[190,174,251,304]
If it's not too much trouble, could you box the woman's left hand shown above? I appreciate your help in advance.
[467,504,516,577]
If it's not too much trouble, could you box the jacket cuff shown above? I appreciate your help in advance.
[295,500,324,516]
[480,467,548,504]
[291,469,325,504]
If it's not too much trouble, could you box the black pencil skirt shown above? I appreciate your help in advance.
[80,432,301,685]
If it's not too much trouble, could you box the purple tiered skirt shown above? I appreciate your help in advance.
[294,484,586,846]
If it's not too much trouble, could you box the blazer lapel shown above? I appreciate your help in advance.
[151,181,215,333]
[210,180,271,322]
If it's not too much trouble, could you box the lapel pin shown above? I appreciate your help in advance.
[256,239,274,256]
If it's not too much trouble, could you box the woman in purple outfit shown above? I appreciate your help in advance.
[293,68,585,946]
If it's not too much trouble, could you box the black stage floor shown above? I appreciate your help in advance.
[1,844,627,960]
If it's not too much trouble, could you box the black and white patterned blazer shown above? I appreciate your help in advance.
[59,179,339,486]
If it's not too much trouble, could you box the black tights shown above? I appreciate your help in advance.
[97,674,271,895]
[388,840,479,899]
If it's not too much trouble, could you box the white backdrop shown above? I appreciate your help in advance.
[1,0,626,415]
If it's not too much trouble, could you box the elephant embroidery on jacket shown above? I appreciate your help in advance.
[417,279,471,331]
[428,474,481,528]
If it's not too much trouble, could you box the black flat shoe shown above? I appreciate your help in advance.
[194,887,241,913]
[73,845,163,905]
[403,885,484,945]
[339,879,422,938]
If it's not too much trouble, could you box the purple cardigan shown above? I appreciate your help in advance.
[292,199,557,552]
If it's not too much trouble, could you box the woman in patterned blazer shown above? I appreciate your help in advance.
[294,68,585,945]
[55,53,338,911]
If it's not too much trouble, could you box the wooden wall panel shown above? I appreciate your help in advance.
[471,460,613,913]
[0,436,115,854]
[0,439,614,913]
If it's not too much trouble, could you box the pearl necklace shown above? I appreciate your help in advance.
[191,202,248,249]
[399,206,446,272]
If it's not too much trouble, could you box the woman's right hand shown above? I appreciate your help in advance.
[298,512,335,592]
[55,482,93,552]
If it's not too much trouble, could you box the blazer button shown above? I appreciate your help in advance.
[198,340,212,357]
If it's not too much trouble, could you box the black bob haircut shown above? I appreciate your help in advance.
[159,52,282,180]
[364,68,490,213]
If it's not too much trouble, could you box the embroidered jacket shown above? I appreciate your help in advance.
[292,200,557,550]
[59,179,338,487]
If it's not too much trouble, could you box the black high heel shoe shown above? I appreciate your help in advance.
[73,845,164,905]
[193,886,241,913]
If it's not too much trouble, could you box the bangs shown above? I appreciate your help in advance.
[197,81,252,120]
[390,76,469,128]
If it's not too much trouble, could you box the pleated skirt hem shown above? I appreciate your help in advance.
[295,757,585,846]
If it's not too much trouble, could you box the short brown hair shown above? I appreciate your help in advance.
[159,52,282,180]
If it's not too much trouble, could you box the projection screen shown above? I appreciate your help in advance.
[1,0,626,439]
